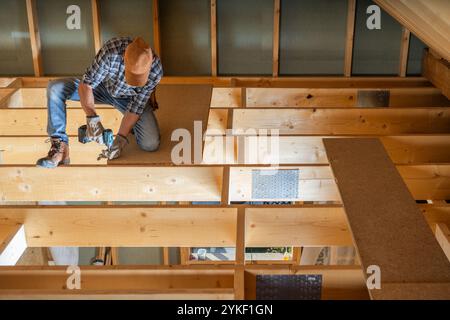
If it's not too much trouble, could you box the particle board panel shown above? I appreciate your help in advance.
[109,84,212,165]
[323,138,450,300]
[0,167,222,202]
[232,108,450,135]
[245,87,449,108]
[0,207,237,247]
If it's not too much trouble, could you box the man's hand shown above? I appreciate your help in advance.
[86,115,105,144]
[97,134,129,160]
[78,82,97,117]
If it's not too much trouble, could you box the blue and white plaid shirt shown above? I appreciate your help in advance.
[82,37,163,115]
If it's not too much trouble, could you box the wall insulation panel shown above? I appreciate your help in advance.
[0,0,34,76]
[279,0,348,75]
[407,34,427,76]
[99,0,153,48]
[159,0,211,76]
[217,0,273,76]
[36,0,95,76]
[352,0,402,75]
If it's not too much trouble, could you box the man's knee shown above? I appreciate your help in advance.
[137,136,160,152]
[47,78,76,101]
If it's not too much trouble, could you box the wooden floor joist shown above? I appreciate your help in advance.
[323,138,450,300]
[231,108,450,135]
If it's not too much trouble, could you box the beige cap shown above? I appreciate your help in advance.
[124,37,153,87]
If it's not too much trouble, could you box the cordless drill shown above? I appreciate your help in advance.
[78,125,114,149]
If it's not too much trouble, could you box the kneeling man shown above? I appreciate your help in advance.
[37,36,163,168]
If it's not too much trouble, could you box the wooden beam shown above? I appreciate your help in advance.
[344,0,356,76]
[0,207,236,247]
[232,108,450,135]
[272,0,281,77]
[422,49,450,99]
[18,76,433,88]
[25,0,43,76]
[374,0,450,62]
[210,0,217,76]
[323,138,450,300]
[162,247,170,265]
[245,87,449,108]
[435,223,450,261]
[91,0,102,53]
[0,224,27,266]
[0,167,222,202]
[152,0,161,57]
[398,27,411,77]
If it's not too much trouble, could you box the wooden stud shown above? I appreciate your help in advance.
[235,208,246,264]
[272,0,281,77]
[163,247,170,265]
[152,0,161,57]
[422,49,450,99]
[180,248,191,265]
[91,0,102,53]
[399,27,411,77]
[344,0,356,76]
[0,224,27,266]
[210,0,218,76]
[25,0,43,76]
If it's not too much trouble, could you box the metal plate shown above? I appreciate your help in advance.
[256,275,322,300]
[357,90,390,107]
[252,169,299,199]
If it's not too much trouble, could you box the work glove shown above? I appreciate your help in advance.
[86,115,105,145]
[97,134,129,161]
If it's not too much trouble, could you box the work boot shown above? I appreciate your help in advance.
[36,138,70,168]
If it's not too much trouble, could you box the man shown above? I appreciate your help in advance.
[36,36,163,168]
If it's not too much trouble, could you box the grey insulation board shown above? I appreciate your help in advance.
[252,169,299,199]
[99,0,153,47]
[159,0,211,76]
[352,0,402,75]
[407,34,427,76]
[0,0,34,76]
[256,275,322,300]
[279,0,348,75]
[36,0,96,76]
[217,0,273,76]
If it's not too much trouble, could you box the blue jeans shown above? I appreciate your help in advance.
[47,78,160,151]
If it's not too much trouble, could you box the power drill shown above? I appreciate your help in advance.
[78,125,114,149]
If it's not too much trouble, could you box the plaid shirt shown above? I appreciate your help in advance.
[82,37,163,115]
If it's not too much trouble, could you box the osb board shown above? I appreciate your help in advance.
[323,138,450,300]
[110,84,212,165]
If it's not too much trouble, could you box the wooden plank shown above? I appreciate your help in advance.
[422,49,450,99]
[323,138,450,299]
[344,0,356,76]
[233,135,450,165]
[246,207,352,247]
[0,89,18,107]
[0,78,20,88]
[0,108,122,136]
[398,27,411,77]
[435,223,450,261]
[19,76,433,88]
[0,207,236,247]
[0,167,222,202]
[91,0,102,53]
[210,0,217,76]
[245,87,449,108]
[25,0,43,76]
[272,0,280,77]
[210,88,241,108]
[374,0,450,61]
[232,108,450,135]
[152,0,161,57]
[0,225,27,266]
